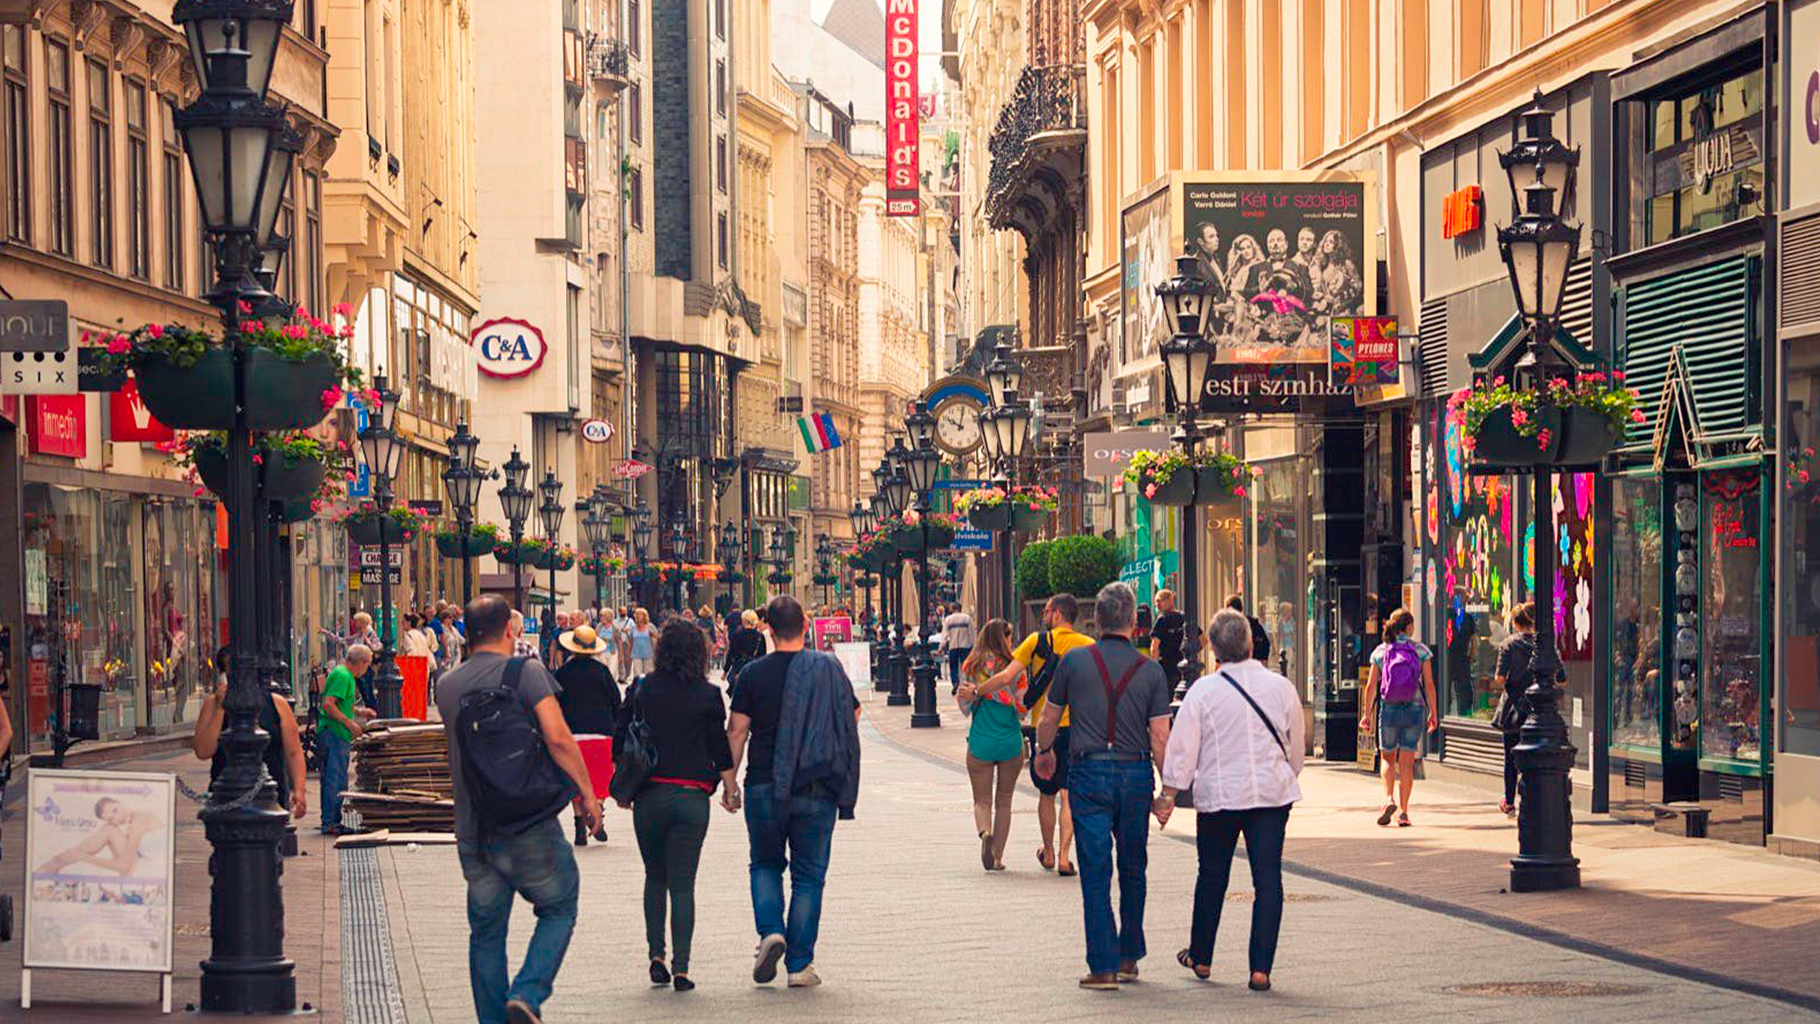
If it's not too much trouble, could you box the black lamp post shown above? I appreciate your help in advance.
[848,500,874,637]
[498,447,533,611]
[881,439,914,707]
[979,339,1034,623]
[904,403,943,728]
[443,420,484,604]
[359,375,405,719]
[632,502,654,607]
[173,0,303,1008]
[1154,251,1221,698]
[1495,92,1582,893]
[582,487,613,617]
[538,471,565,660]
[671,517,693,614]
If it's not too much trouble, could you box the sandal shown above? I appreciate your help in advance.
[1376,803,1396,827]
[1248,972,1271,992]
[1058,862,1077,877]
[1037,847,1055,872]
[1176,949,1211,980]
[1397,812,1411,827]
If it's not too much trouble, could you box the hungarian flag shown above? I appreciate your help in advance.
[798,413,842,454]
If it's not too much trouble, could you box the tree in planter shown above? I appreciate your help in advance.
[1014,539,1055,602]
[1046,535,1121,599]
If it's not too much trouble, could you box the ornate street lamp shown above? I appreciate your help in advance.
[358,375,404,720]
[984,337,1024,408]
[443,420,485,603]
[903,403,943,728]
[582,486,613,617]
[633,502,655,606]
[978,341,1033,621]
[537,471,565,659]
[1154,250,1222,697]
[1495,94,1583,894]
[498,447,533,611]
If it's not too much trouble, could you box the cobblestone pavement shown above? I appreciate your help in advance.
[378,689,1820,1024]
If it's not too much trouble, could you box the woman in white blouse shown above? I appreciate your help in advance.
[1157,608,1304,992]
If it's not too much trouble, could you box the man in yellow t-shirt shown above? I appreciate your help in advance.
[978,593,1092,876]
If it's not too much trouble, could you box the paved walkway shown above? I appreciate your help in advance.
[377,685,1820,1024]
[871,683,1820,1008]
[0,747,344,1023]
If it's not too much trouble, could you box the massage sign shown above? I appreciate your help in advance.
[471,317,548,379]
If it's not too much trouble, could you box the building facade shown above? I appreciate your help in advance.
[0,0,333,748]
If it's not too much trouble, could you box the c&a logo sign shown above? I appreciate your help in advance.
[471,317,548,379]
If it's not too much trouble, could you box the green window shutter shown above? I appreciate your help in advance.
[1618,256,1755,448]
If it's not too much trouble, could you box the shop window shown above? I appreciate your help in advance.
[1783,361,1820,757]
[3,24,29,244]
[1639,67,1764,245]
[1250,457,1310,691]
[1610,476,1663,749]
[1437,404,1519,720]
[1701,472,1762,763]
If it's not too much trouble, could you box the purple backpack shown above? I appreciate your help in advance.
[1379,641,1425,703]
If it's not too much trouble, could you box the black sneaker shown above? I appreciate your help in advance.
[504,999,543,1024]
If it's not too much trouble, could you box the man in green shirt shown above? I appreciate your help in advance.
[319,644,373,835]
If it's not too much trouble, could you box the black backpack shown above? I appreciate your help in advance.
[455,657,576,835]
[1021,629,1059,709]
[1249,616,1272,663]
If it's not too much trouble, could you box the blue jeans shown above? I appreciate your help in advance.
[317,730,350,833]
[947,648,970,690]
[1068,758,1154,974]
[459,816,580,1024]
[744,782,838,973]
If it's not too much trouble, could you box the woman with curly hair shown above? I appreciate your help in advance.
[616,619,737,991]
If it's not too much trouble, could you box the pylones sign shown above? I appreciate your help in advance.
[884,0,919,216]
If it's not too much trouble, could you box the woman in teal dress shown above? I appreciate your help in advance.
[956,619,1026,871]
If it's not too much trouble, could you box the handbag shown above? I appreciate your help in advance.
[607,689,658,806]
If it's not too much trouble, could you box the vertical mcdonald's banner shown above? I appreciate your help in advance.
[884,0,919,216]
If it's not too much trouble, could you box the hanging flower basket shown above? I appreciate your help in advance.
[135,347,236,430]
[767,570,794,586]
[1455,372,1638,469]
[534,545,577,572]
[719,568,746,584]
[260,448,327,501]
[812,572,841,587]
[890,513,958,554]
[1194,453,1253,504]
[1012,505,1050,532]
[243,348,340,431]
[345,505,425,545]
[184,433,335,506]
[276,499,316,524]
[968,503,1011,531]
[436,523,501,559]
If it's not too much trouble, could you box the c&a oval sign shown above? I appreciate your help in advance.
[471,317,548,379]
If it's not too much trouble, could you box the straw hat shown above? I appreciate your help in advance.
[559,624,609,656]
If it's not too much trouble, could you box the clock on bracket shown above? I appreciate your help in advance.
[922,376,992,457]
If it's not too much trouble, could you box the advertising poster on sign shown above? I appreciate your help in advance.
[883,0,919,216]
[813,617,853,653]
[1329,316,1400,387]
[1120,186,1171,372]
[24,769,176,973]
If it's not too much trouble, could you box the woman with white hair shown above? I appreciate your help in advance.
[1158,608,1304,991]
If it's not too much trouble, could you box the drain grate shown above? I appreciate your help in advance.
[341,848,408,1024]
[1225,892,1332,902]
[1445,982,1648,999]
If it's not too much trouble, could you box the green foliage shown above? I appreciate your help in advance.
[1014,540,1054,601]
[1046,535,1120,599]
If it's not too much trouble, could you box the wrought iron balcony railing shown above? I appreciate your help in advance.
[587,34,630,81]
[985,64,1086,220]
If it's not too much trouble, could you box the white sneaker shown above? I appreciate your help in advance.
[787,964,822,988]
[753,934,786,983]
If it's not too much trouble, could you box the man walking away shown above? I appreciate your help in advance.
[942,603,976,694]
[726,595,861,989]
[318,644,373,835]
[1226,595,1271,665]
[1031,582,1172,990]
[437,595,603,1024]
[977,594,1093,875]
[1148,589,1185,697]
[1159,609,1303,991]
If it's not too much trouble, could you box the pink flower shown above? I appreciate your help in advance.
[1611,370,1625,381]
[106,335,132,355]
[81,330,92,343]
[338,325,355,339]
[345,471,356,481]
[333,302,353,318]
[282,323,308,340]
[1509,408,1529,428]
[320,386,343,411]
[236,300,254,315]
[193,487,206,497]
[1535,428,1554,450]
[294,306,310,320]
[311,499,324,512]
[239,319,265,333]
[252,453,264,465]
[1630,410,1646,423]
[1802,470,1812,485]
[1144,483,1157,499]
[148,323,164,339]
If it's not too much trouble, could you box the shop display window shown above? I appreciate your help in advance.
[1250,452,1314,698]
[1782,359,1820,757]
[1640,66,1764,245]
[1701,473,1763,763]
[1610,477,1663,749]
[1437,405,1519,721]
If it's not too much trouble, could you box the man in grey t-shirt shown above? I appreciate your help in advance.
[435,594,600,1024]
[1031,582,1173,990]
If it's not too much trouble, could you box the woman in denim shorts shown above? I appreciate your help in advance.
[1358,609,1437,827]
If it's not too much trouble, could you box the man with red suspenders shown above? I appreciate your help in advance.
[1031,581,1174,991]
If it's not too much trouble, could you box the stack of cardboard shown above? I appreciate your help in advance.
[344,723,455,832]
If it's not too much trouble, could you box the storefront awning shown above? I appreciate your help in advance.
[1616,255,1759,468]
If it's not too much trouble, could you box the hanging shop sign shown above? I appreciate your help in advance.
[1200,363,1351,413]
[27,395,86,457]
[1329,316,1400,387]
[77,347,127,392]
[3,348,76,395]
[23,769,177,998]
[580,418,613,443]
[1439,185,1483,238]
[611,459,652,479]
[108,379,175,443]
[0,300,71,352]
[471,317,547,379]
[883,0,919,216]
[1082,429,1173,477]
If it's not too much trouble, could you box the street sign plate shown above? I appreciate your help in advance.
[358,547,405,568]
[933,479,984,491]
[359,566,403,585]
[1,350,77,394]
[408,498,443,516]
[949,529,993,551]
[0,300,72,352]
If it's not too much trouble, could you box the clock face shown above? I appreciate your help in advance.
[933,397,984,455]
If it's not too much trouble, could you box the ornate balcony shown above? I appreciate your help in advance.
[985,63,1087,235]
[587,34,630,89]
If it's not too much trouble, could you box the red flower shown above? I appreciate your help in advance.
[147,322,164,339]
[236,300,254,315]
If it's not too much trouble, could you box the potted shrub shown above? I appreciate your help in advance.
[1046,535,1121,599]
[1452,371,1640,468]
[341,502,426,545]
[1014,539,1055,602]
[954,485,1012,531]
[104,304,364,431]
[436,522,501,559]
[767,569,794,586]
[1122,449,1195,506]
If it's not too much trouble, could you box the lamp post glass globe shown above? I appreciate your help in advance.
[984,338,1024,409]
[1498,91,1577,219]
[1497,180,1580,324]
